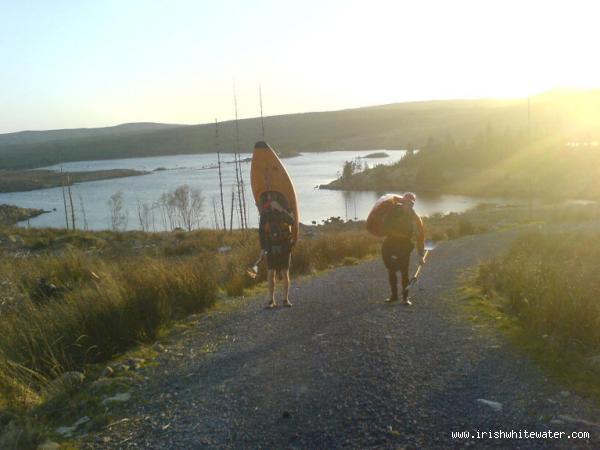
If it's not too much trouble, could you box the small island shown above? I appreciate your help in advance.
[0,169,149,193]
[278,149,301,158]
[360,151,389,159]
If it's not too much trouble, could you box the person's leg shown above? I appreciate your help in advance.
[387,269,398,301]
[267,269,276,307]
[399,247,412,304]
[382,239,398,302]
[279,249,292,307]
[282,269,292,306]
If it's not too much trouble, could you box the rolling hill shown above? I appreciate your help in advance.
[1,89,598,170]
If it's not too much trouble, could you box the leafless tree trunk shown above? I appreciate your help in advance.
[154,199,168,231]
[211,196,220,230]
[161,185,204,231]
[136,198,153,232]
[60,167,70,229]
[151,203,157,232]
[78,191,89,230]
[233,85,249,230]
[215,119,227,230]
[67,176,76,230]
[159,193,177,231]
[107,191,128,231]
[229,187,235,232]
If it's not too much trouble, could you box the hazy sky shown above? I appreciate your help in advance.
[1,0,599,133]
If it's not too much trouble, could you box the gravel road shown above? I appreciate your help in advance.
[83,227,600,449]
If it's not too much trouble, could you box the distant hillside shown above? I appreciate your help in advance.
[0,123,185,148]
[1,89,598,169]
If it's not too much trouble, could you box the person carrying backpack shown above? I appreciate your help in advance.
[382,193,425,305]
[259,198,295,308]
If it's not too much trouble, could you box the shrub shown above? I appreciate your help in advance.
[478,231,600,353]
[457,219,476,237]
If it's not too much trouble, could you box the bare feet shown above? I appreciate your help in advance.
[266,301,277,309]
[283,299,293,307]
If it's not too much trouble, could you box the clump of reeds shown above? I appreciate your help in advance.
[0,227,379,410]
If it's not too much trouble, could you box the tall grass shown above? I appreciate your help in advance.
[292,231,376,273]
[0,254,218,405]
[478,230,600,353]
[0,228,378,410]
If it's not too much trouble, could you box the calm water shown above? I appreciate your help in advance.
[1,150,519,230]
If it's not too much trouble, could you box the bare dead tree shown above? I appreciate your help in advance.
[215,118,227,230]
[238,153,249,231]
[229,187,235,232]
[78,191,89,230]
[154,199,168,231]
[136,198,145,231]
[66,176,76,230]
[150,203,157,232]
[163,185,204,231]
[235,154,244,229]
[159,192,177,231]
[233,85,249,230]
[211,196,220,230]
[136,198,153,232]
[60,167,70,229]
[107,191,128,231]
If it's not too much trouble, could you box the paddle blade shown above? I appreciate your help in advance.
[424,240,437,252]
[246,265,259,279]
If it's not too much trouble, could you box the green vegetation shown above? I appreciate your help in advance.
[458,227,600,399]
[0,205,46,226]
[0,224,385,446]
[478,230,600,354]
[327,131,600,199]
[0,226,380,412]
[460,280,600,401]
[2,89,598,169]
[0,202,597,445]
[0,169,148,193]
[324,90,600,200]
[423,201,599,241]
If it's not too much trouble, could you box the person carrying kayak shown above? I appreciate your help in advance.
[382,193,425,305]
[258,196,295,308]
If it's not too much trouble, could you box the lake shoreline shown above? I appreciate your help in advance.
[1,150,440,231]
[0,169,149,193]
[0,204,49,226]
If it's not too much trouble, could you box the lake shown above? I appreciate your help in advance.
[0,150,520,230]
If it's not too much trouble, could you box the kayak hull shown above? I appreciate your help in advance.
[366,194,403,237]
[250,141,299,243]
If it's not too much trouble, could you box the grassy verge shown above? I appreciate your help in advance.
[478,230,600,353]
[0,225,383,447]
[461,229,600,399]
[0,227,379,401]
